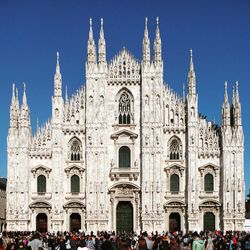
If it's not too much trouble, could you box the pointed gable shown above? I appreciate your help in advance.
[108,48,141,84]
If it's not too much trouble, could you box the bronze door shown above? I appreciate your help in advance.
[36,213,48,233]
[116,201,133,233]
[204,212,215,231]
[70,213,81,232]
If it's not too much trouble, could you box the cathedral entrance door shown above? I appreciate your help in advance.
[169,213,180,232]
[116,201,133,233]
[204,212,215,231]
[70,213,81,232]
[36,213,47,233]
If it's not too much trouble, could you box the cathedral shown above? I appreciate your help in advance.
[6,17,245,233]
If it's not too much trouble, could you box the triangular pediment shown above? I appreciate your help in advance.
[198,163,219,171]
[64,165,84,172]
[108,48,141,83]
[110,129,138,140]
[31,165,51,174]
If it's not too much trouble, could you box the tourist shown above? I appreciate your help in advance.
[27,233,43,250]
[191,232,205,250]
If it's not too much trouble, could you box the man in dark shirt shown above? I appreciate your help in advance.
[101,234,112,250]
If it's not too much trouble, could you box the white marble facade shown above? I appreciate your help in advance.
[6,18,245,233]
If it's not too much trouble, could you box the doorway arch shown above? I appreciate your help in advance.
[204,212,215,231]
[36,213,47,233]
[169,213,180,232]
[70,213,81,232]
[116,201,133,233]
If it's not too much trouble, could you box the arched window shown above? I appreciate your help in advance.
[169,138,182,160]
[71,175,80,193]
[118,92,132,124]
[119,146,131,168]
[170,174,179,192]
[69,138,82,161]
[37,175,46,193]
[204,173,214,192]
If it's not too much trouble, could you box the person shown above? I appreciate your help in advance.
[205,234,213,250]
[192,232,205,250]
[0,239,5,250]
[170,237,180,250]
[143,232,153,250]
[245,235,250,250]
[101,234,112,250]
[159,235,170,250]
[77,240,88,250]
[138,237,147,250]
[119,237,131,250]
[65,235,71,250]
[86,235,95,250]
[28,233,43,250]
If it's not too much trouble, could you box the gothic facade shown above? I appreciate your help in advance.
[6,18,245,233]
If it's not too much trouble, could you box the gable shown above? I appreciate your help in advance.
[108,48,140,84]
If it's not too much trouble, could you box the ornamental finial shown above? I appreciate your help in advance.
[156,16,159,26]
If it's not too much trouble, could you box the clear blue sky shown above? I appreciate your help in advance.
[0,0,250,194]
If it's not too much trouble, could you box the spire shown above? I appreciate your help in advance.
[187,49,196,96]
[11,83,15,106]
[9,83,18,129]
[224,81,229,104]
[142,17,150,64]
[22,82,27,108]
[232,84,236,108]
[20,82,30,128]
[235,81,240,104]
[98,18,106,64]
[87,17,97,64]
[153,17,162,64]
[235,81,242,126]
[65,85,68,102]
[36,117,39,132]
[54,51,62,97]
[231,85,236,126]
[182,83,185,101]
[222,81,230,128]
[15,87,19,110]
[56,51,60,74]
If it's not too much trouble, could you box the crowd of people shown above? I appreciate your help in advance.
[0,230,250,250]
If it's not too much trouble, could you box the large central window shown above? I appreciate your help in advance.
[119,92,131,124]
